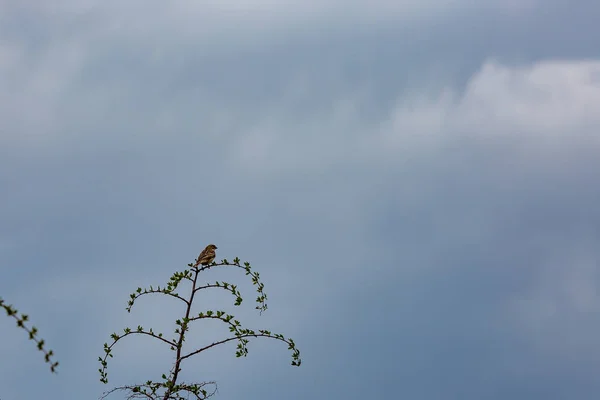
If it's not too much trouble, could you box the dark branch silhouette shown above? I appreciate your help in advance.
[99,255,301,400]
[1,297,59,373]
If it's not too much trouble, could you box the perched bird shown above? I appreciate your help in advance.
[194,244,218,267]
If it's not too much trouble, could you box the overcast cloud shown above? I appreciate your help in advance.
[1,1,600,399]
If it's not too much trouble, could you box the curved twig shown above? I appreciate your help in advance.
[1,297,59,373]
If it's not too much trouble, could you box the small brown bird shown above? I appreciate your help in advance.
[194,244,218,267]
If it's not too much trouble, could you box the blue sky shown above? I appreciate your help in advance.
[2,1,600,399]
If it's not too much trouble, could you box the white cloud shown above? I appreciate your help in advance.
[456,60,600,134]
[222,59,600,178]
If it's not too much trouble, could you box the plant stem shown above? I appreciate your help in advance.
[163,268,199,399]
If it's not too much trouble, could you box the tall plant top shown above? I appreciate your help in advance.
[99,248,301,400]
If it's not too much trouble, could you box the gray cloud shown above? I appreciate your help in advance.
[2,1,600,399]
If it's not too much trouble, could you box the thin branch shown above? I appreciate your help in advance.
[128,290,189,312]
[193,283,235,295]
[195,259,268,314]
[110,330,177,348]
[99,329,176,384]
[180,333,295,362]
[187,314,234,324]
[101,380,218,400]
[0,297,59,373]
[99,386,155,400]
[196,262,244,274]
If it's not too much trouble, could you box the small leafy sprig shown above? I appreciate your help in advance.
[100,380,217,400]
[99,256,301,400]
[0,297,59,373]
[124,258,268,314]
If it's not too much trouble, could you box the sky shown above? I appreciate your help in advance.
[1,0,600,399]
